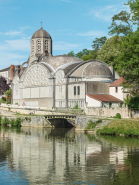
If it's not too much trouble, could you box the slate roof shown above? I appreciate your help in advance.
[0,67,10,72]
[86,94,123,102]
[83,62,112,77]
[42,55,83,70]
[31,28,51,39]
[109,77,125,87]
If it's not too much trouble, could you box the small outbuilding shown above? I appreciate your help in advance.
[86,94,123,108]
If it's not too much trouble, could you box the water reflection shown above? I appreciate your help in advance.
[1,128,139,184]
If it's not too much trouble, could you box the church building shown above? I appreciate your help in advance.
[12,27,124,108]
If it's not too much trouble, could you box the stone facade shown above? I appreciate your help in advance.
[12,27,123,109]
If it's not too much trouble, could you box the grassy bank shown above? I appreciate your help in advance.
[97,119,139,137]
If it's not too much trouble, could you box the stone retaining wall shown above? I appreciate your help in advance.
[1,105,139,119]
[85,107,129,118]
[75,116,111,130]
[22,116,52,127]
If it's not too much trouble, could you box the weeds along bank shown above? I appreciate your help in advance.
[0,116,22,127]
[97,119,139,137]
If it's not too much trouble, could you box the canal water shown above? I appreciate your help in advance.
[0,127,139,185]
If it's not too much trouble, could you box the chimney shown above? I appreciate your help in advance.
[10,65,14,81]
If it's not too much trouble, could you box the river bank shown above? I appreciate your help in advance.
[1,106,139,137]
[97,119,139,137]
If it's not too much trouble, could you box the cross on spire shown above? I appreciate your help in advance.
[40,21,43,29]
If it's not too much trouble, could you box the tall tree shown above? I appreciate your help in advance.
[75,49,92,59]
[108,11,132,36]
[92,36,107,50]
[115,30,139,94]
[127,0,139,26]
[97,36,123,69]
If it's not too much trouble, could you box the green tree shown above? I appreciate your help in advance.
[92,36,107,50]
[75,49,91,59]
[63,51,75,57]
[108,11,132,36]
[82,54,93,61]
[5,88,12,104]
[91,37,107,59]
[127,0,139,26]
[115,30,139,101]
[97,35,123,68]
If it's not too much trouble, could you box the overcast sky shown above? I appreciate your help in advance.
[0,0,128,68]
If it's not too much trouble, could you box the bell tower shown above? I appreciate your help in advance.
[29,24,52,65]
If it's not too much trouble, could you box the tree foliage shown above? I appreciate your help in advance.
[63,37,107,61]
[127,0,139,25]
[0,76,9,95]
[5,88,12,104]
[63,0,139,99]
[97,36,123,68]
[63,51,75,57]
[115,31,139,93]
[92,36,107,50]
[108,11,132,36]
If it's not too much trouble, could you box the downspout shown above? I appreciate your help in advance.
[53,78,55,108]
[66,77,68,108]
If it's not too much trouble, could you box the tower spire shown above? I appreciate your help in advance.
[40,21,43,29]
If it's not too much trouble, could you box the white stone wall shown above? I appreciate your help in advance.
[12,64,53,107]
[55,85,66,100]
[68,83,85,108]
[109,87,124,100]
[55,70,66,108]
[68,83,85,100]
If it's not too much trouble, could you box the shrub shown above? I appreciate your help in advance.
[96,119,102,123]
[97,126,116,135]
[72,103,80,109]
[10,119,15,127]
[1,117,10,127]
[112,113,121,119]
[25,117,31,121]
[8,107,11,111]
[85,119,102,130]
[14,118,22,127]
[0,97,6,104]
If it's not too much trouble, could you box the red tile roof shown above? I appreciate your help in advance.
[86,94,123,102]
[109,77,125,87]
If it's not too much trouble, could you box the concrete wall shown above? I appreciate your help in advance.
[85,107,129,118]
[86,82,110,94]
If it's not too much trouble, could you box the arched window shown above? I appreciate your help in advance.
[36,39,41,53]
[31,40,34,53]
[44,40,48,51]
